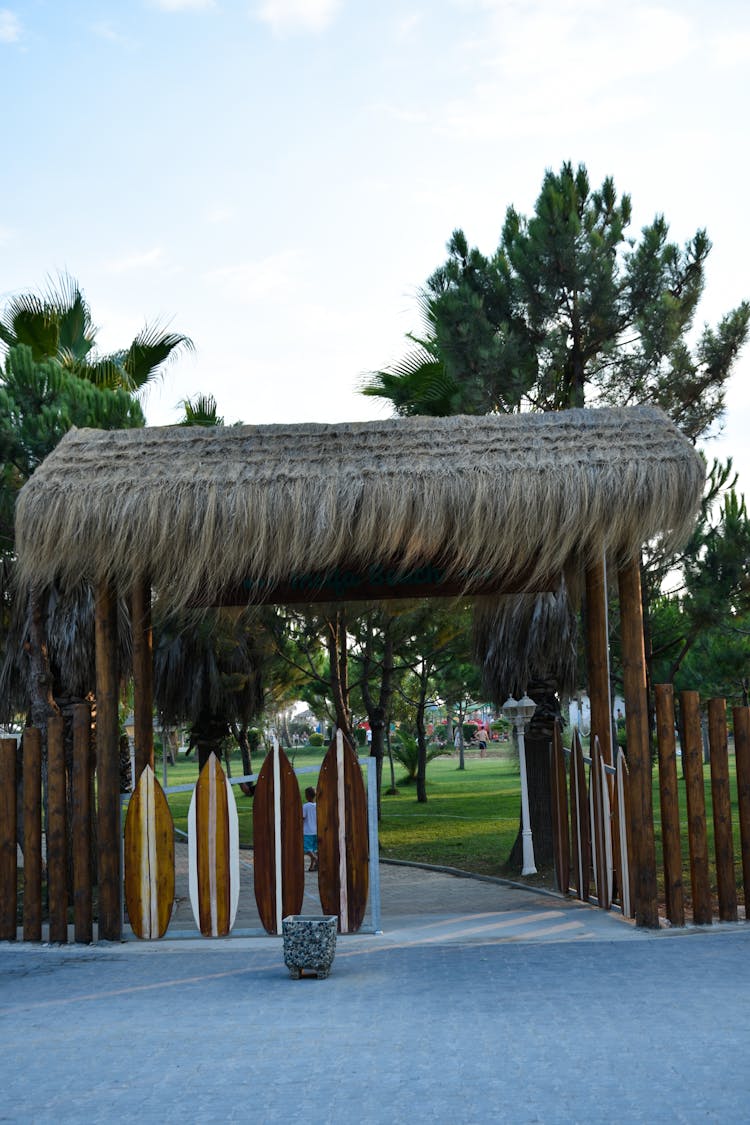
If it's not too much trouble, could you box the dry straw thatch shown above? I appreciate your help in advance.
[15,406,705,612]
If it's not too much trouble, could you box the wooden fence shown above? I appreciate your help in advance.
[550,691,750,927]
[550,724,633,918]
[1,716,376,943]
[1,706,95,943]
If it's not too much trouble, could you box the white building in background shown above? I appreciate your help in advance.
[567,693,625,735]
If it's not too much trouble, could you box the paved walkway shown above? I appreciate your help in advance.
[2,860,749,1123]
[166,841,643,944]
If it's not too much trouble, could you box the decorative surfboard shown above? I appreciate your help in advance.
[252,739,304,934]
[124,765,175,940]
[188,753,240,938]
[317,729,369,934]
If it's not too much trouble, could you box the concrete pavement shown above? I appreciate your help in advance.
[2,860,749,1123]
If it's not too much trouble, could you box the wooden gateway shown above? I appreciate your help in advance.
[13,406,707,936]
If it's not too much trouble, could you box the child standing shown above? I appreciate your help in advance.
[302,786,318,872]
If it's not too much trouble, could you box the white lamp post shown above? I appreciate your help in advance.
[502,693,538,876]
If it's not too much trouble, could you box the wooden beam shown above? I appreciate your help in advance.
[585,557,613,766]
[47,715,68,943]
[655,684,684,927]
[0,738,18,941]
[95,580,121,941]
[617,556,659,928]
[198,564,557,608]
[131,579,154,778]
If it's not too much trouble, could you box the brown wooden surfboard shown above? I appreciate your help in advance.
[253,741,304,934]
[124,765,175,940]
[317,729,369,933]
[188,753,240,938]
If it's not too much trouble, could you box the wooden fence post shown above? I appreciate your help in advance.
[708,698,737,922]
[616,747,633,918]
[681,691,712,925]
[0,738,17,941]
[95,580,121,941]
[618,557,659,928]
[732,706,750,913]
[550,722,570,895]
[72,703,93,943]
[655,684,685,927]
[569,731,590,902]
[585,558,613,766]
[590,738,610,909]
[47,715,68,943]
[22,728,42,942]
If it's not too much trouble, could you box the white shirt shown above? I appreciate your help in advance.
[302,801,317,834]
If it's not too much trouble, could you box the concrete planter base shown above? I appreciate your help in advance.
[282,915,338,979]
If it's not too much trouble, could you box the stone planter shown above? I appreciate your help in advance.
[282,915,337,979]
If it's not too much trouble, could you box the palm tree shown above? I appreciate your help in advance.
[0,273,193,392]
[178,393,225,427]
[153,608,265,771]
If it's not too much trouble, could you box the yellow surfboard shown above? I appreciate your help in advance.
[188,753,240,937]
[124,765,175,940]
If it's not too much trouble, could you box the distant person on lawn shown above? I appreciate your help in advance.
[302,786,318,872]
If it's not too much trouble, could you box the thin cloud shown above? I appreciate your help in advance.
[711,29,750,66]
[206,251,303,302]
[440,0,694,141]
[0,8,21,43]
[151,0,216,11]
[106,248,165,274]
[255,0,343,35]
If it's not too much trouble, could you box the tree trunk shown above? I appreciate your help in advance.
[360,620,394,820]
[506,678,559,872]
[416,664,429,803]
[326,609,351,739]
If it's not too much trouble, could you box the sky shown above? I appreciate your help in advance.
[2,0,750,498]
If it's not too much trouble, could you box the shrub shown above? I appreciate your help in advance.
[354,727,367,747]
[308,732,324,747]
[392,733,444,782]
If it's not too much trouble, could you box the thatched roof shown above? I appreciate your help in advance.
[15,406,705,612]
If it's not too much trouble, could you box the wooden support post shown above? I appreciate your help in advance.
[655,684,685,927]
[708,698,737,922]
[47,715,68,943]
[681,690,712,925]
[732,706,750,914]
[585,558,613,766]
[131,579,154,779]
[617,557,659,928]
[72,703,93,943]
[22,728,42,942]
[0,738,17,941]
[95,581,121,941]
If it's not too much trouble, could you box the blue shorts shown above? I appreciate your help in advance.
[304,834,318,854]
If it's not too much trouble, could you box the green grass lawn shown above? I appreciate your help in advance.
[160,743,748,904]
[162,746,527,879]
[379,754,525,877]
